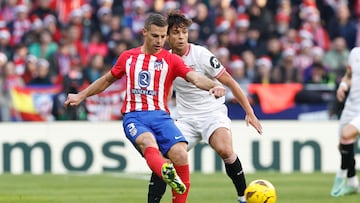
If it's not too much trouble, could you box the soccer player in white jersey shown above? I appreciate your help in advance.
[147,10,263,203]
[330,47,360,197]
[64,13,226,203]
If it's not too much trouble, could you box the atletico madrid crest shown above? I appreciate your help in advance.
[154,60,163,71]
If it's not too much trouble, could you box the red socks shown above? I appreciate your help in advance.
[172,164,190,203]
[144,147,190,203]
[143,147,165,178]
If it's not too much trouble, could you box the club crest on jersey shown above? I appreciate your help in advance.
[154,60,164,71]
[210,56,221,69]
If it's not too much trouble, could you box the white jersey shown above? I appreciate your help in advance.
[173,44,226,116]
[339,47,360,132]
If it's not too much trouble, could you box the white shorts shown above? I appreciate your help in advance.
[175,105,231,150]
[339,108,360,136]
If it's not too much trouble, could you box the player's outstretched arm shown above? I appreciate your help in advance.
[186,71,226,98]
[218,71,263,134]
[64,71,118,108]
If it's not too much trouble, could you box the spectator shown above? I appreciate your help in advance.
[188,22,204,45]
[303,62,331,84]
[294,39,314,74]
[30,0,58,20]
[0,29,12,58]
[105,14,123,46]
[42,14,61,43]
[0,0,18,23]
[274,11,291,36]
[28,58,52,85]
[241,49,257,82]
[242,26,267,58]
[323,37,349,73]
[228,13,250,56]
[86,31,108,62]
[265,36,283,68]
[225,58,252,103]
[280,28,300,51]
[272,48,302,83]
[192,2,215,43]
[105,39,129,65]
[8,2,31,46]
[215,18,232,48]
[22,15,44,45]
[122,0,148,40]
[2,61,25,94]
[28,29,58,60]
[12,43,29,81]
[300,8,331,51]
[215,47,231,72]
[84,54,105,83]
[62,24,87,66]
[81,4,96,46]
[253,56,274,84]
[327,3,357,49]
[246,0,275,41]
[48,40,72,85]
[22,55,38,84]
[56,0,87,25]
[96,6,113,38]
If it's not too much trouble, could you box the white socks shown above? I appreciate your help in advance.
[238,196,246,202]
[347,175,359,188]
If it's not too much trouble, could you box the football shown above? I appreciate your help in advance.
[244,179,277,203]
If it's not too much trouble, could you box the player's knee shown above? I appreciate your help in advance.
[340,125,358,143]
[216,147,233,160]
[167,145,188,164]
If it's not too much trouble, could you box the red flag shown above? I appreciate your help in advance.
[248,84,303,114]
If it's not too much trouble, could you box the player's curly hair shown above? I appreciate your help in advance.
[166,10,192,34]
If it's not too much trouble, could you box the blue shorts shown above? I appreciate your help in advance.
[122,110,187,156]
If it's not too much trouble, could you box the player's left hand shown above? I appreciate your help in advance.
[245,113,263,135]
[209,85,226,98]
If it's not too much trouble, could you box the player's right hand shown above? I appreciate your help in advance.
[336,83,348,102]
[64,93,83,108]
[245,114,263,135]
[209,85,226,98]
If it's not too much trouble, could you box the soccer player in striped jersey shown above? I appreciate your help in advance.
[330,47,360,197]
[64,13,226,203]
[147,11,263,203]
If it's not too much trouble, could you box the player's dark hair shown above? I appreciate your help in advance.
[144,13,168,30]
[167,10,192,34]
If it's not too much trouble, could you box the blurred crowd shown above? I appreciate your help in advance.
[0,0,358,121]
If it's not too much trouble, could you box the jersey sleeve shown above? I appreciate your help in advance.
[110,52,127,78]
[197,47,225,78]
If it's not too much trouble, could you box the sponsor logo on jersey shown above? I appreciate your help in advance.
[210,56,221,69]
[131,88,157,96]
[138,71,150,87]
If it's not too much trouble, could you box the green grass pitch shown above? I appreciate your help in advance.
[0,172,358,203]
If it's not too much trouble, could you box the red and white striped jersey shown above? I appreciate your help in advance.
[111,47,191,114]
